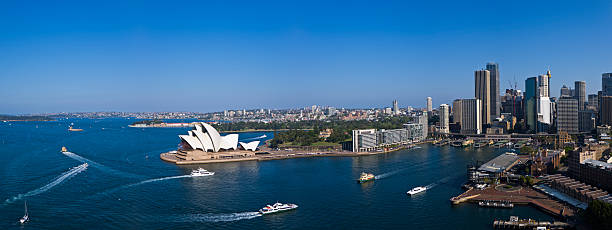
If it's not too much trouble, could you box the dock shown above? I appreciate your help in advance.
[493,216,571,229]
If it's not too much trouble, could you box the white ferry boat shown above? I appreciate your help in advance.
[407,186,427,195]
[190,168,214,177]
[258,202,298,215]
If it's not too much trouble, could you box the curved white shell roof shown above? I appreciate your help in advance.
[239,141,260,151]
[178,122,241,152]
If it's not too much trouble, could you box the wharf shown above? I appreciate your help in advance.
[450,185,575,218]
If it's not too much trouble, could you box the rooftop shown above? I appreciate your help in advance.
[478,152,520,173]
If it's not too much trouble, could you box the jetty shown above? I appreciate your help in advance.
[493,216,571,229]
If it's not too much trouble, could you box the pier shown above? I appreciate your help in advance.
[493,216,571,229]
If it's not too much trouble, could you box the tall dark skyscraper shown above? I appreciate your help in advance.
[486,62,500,119]
[603,73,612,96]
[574,81,586,110]
[475,70,491,125]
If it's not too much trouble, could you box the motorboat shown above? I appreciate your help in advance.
[407,186,427,195]
[19,201,29,224]
[258,202,298,215]
[190,168,214,177]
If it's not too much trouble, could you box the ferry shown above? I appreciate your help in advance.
[68,126,84,132]
[258,202,298,215]
[19,201,29,224]
[407,186,427,195]
[190,168,214,177]
[357,172,375,183]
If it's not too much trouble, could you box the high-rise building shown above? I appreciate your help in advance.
[557,96,578,134]
[603,73,612,96]
[426,97,432,112]
[460,99,482,134]
[475,70,491,125]
[578,110,594,133]
[393,100,400,115]
[525,77,538,132]
[486,62,500,119]
[601,96,612,126]
[417,112,428,138]
[438,104,449,134]
[560,85,572,97]
[574,81,586,110]
[538,73,550,97]
[588,94,599,111]
[452,99,462,124]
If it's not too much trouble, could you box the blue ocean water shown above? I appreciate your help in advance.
[0,118,554,229]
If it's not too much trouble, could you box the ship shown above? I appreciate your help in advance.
[258,202,298,215]
[407,186,427,195]
[68,126,83,132]
[190,168,215,177]
[357,172,375,183]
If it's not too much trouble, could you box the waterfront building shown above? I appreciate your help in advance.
[560,85,572,97]
[602,96,612,126]
[452,99,462,125]
[438,104,449,134]
[426,97,432,112]
[542,174,611,207]
[418,112,428,138]
[603,73,612,96]
[556,96,578,134]
[469,152,520,183]
[568,149,612,193]
[475,70,491,125]
[486,62,500,119]
[578,110,594,133]
[352,129,378,152]
[178,122,259,152]
[460,98,482,134]
[403,123,426,142]
[574,81,586,110]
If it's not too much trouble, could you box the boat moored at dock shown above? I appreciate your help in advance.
[258,202,298,215]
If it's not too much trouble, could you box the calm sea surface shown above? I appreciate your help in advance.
[0,118,554,229]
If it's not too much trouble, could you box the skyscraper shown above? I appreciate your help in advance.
[601,96,612,126]
[560,85,572,97]
[578,110,594,133]
[574,81,586,110]
[588,94,598,111]
[460,99,482,134]
[474,70,491,125]
[438,104,449,134]
[452,99,462,124]
[525,77,538,132]
[557,96,578,134]
[393,100,399,115]
[426,97,432,112]
[537,74,549,97]
[486,62,500,119]
[603,73,612,96]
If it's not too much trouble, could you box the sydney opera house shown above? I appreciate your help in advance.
[161,122,261,162]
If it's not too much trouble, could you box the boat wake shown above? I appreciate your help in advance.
[241,134,267,141]
[62,151,141,179]
[374,169,406,180]
[100,175,196,196]
[4,163,88,205]
[425,175,460,190]
[173,212,262,222]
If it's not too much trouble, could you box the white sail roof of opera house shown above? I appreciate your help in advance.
[179,122,247,152]
[239,141,260,151]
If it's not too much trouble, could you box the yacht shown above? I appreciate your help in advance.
[407,186,427,195]
[190,168,214,177]
[19,201,29,224]
[357,172,375,183]
[258,202,298,215]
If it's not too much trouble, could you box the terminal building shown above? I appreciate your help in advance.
[468,152,520,183]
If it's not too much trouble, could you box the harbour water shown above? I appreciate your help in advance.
[0,118,554,229]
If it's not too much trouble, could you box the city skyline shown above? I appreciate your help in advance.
[1,1,612,114]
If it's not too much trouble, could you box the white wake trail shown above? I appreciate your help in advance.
[4,163,88,204]
[241,134,267,141]
[374,168,406,180]
[100,174,205,196]
[62,151,141,178]
[174,212,262,222]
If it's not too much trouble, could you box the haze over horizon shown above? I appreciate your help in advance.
[1,0,611,114]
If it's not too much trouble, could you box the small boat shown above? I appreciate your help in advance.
[190,168,214,177]
[61,146,68,152]
[357,172,375,183]
[68,126,83,132]
[258,202,298,215]
[19,201,29,224]
[407,186,427,195]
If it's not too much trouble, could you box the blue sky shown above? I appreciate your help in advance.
[1,0,611,114]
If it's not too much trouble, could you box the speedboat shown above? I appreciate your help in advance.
[407,186,427,195]
[258,202,298,215]
[190,168,214,177]
[357,172,375,183]
[19,201,29,224]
